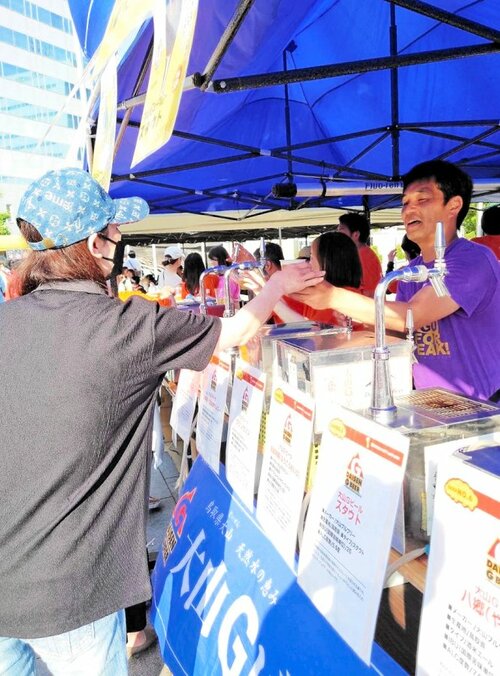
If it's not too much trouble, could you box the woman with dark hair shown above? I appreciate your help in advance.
[0,168,324,673]
[207,244,240,306]
[180,252,218,299]
[272,232,364,328]
[314,231,362,288]
[207,245,231,266]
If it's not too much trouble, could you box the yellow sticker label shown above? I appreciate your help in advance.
[274,388,284,404]
[444,478,478,511]
[329,418,346,439]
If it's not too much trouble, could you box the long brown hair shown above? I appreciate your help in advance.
[16,219,107,295]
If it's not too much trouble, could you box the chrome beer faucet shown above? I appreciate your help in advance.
[370,222,449,422]
[222,238,266,317]
[427,222,449,297]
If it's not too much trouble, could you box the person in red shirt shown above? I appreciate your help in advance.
[471,205,500,259]
[336,212,382,297]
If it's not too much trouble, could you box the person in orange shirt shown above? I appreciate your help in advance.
[471,205,500,259]
[336,212,382,297]
[180,252,218,299]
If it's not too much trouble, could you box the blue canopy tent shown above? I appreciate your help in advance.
[69,0,500,243]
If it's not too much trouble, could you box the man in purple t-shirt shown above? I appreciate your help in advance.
[292,160,500,402]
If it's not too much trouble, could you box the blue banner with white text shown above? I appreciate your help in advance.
[151,457,405,675]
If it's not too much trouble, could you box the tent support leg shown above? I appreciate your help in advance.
[389,2,400,180]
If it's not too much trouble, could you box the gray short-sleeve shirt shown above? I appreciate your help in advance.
[0,282,221,638]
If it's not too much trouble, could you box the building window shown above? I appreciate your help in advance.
[0,0,73,34]
[0,61,81,98]
[0,26,77,66]
[0,132,69,157]
[0,96,81,128]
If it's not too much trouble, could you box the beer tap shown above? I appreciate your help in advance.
[405,307,415,346]
[427,222,449,297]
[370,222,450,422]
[223,238,266,318]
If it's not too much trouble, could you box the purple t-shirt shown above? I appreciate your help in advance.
[396,237,500,401]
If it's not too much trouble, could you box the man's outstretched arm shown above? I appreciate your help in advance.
[292,281,459,332]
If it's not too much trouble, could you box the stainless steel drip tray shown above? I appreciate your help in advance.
[360,388,500,432]
[395,388,499,425]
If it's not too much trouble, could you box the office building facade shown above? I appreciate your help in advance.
[0,0,88,216]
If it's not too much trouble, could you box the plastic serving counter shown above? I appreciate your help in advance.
[242,320,346,407]
[275,330,414,434]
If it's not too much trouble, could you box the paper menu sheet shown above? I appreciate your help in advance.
[170,369,201,442]
[256,383,314,568]
[298,405,409,664]
[226,359,267,510]
[424,431,500,535]
[196,354,230,472]
[417,451,500,676]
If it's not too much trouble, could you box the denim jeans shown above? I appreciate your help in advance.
[0,610,127,675]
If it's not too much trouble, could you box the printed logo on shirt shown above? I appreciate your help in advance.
[415,322,450,357]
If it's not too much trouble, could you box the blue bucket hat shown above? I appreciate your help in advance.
[17,168,149,251]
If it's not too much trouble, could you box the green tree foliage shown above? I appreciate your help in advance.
[0,212,10,235]
[462,203,497,239]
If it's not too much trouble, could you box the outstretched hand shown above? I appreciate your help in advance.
[289,279,334,309]
[239,268,266,294]
[274,262,325,295]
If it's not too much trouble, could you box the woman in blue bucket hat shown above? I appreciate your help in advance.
[0,168,323,674]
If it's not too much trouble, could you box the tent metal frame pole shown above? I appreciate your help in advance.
[389,1,400,179]
[112,152,258,182]
[273,126,390,153]
[385,0,500,44]
[401,119,500,128]
[461,148,500,165]
[118,118,278,156]
[282,42,295,197]
[210,43,500,93]
[435,125,500,162]
[271,151,388,180]
[114,37,153,159]
[333,132,391,178]
[404,126,500,152]
[149,189,279,211]
[194,0,256,91]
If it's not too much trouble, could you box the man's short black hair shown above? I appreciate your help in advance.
[481,205,500,236]
[254,242,284,267]
[402,160,473,229]
[338,212,370,244]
